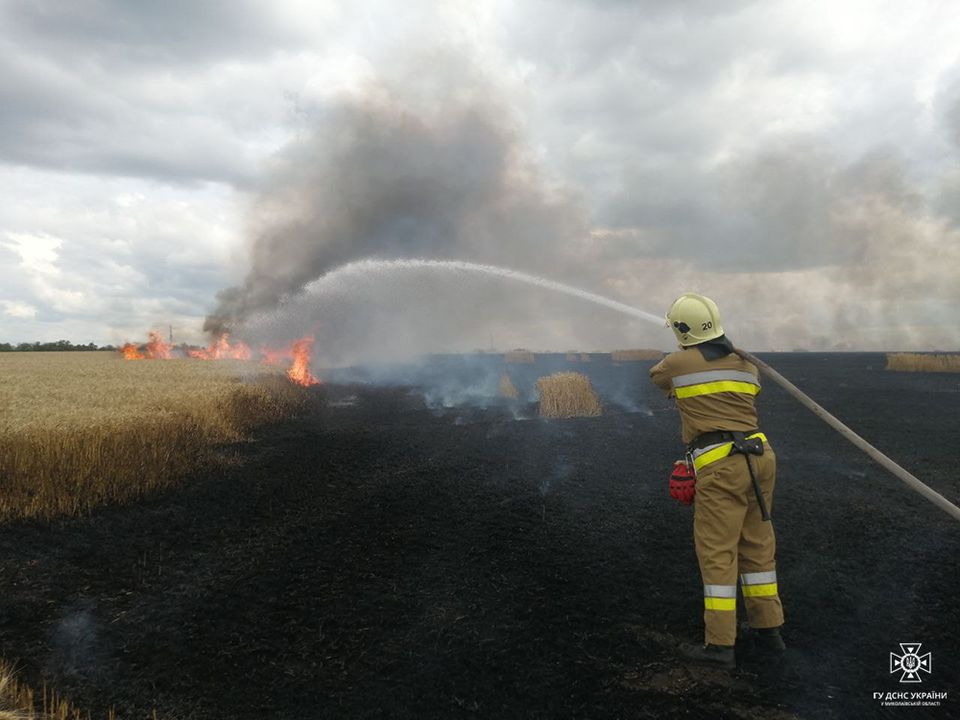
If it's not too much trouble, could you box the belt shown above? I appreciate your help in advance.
[687,431,768,473]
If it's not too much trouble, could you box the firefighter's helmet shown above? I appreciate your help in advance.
[666,293,724,346]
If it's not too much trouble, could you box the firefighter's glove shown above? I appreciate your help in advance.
[669,460,696,506]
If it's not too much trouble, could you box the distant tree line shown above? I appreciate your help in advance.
[0,340,117,352]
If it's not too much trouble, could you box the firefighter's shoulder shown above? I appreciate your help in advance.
[649,349,679,376]
[650,348,698,388]
[660,347,705,374]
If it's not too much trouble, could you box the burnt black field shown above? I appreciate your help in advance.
[1,352,958,719]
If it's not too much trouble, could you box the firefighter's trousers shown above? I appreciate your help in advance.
[693,447,784,646]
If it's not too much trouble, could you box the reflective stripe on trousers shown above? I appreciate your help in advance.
[703,571,779,608]
[704,584,736,611]
[741,570,778,598]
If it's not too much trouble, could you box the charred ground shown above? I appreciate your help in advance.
[1,353,958,719]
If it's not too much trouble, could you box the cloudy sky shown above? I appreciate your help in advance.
[2,0,959,352]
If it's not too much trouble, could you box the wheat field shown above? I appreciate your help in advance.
[0,353,307,521]
[885,352,960,373]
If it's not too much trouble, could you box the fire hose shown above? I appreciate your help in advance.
[733,348,960,524]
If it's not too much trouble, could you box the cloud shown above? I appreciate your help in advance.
[0,38,272,184]
[1,300,37,319]
[0,167,242,344]
[0,2,492,186]
[3,231,62,275]
[0,0,348,184]
[0,1,320,65]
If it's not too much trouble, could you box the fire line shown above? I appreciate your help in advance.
[119,331,321,387]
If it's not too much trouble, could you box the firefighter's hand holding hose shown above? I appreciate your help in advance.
[669,460,696,505]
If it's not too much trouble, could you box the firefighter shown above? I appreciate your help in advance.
[649,292,785,669]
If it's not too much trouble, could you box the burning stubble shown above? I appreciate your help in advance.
[120,330,321,388]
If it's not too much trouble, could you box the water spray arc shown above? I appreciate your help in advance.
[296,258,665,326]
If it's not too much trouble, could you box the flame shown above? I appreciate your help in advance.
[119,330,317,386]
[261,337,321,385]
[188,333,252,360]
[121,342,144,360]
[287,336,321,387]
[120,331,170,359]
[145,331,172,359]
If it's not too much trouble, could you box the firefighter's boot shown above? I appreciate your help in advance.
[740,623,786,652]
[756,627,786,651]
[679,641,735,669]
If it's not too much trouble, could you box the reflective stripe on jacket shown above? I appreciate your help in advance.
[649,348,761,444]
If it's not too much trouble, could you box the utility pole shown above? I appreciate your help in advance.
[169,325,173,344]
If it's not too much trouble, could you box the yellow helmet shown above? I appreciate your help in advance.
[666,293,724,346]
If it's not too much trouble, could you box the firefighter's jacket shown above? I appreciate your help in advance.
[649,347,761,444]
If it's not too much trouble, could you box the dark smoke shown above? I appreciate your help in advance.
[207,51,960,354]
[205,69,588,337]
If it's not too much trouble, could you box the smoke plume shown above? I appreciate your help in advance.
[205,59,594,351]
[208,50,960,356]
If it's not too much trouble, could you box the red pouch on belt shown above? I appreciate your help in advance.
[669,460,696,505]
